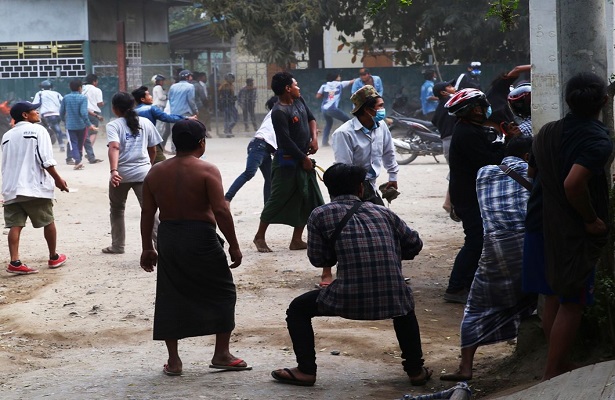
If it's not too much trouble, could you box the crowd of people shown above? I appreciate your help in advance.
[0,64,611,389]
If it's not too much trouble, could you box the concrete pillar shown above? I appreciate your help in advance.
[530,0,609,129]
[557,0,608,107]
[529,0,560,130]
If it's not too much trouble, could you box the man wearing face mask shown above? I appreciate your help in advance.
[443,88,518,304]
[324,85,399,287]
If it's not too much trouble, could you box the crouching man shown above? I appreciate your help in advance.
[271,163,432,386]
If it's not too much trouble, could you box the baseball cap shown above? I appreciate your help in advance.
[433,80,455,96]
[10,101,40,121]
[350,85,381,114]
[178,69,192,80]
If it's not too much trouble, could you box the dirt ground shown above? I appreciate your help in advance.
[0,132,546,399]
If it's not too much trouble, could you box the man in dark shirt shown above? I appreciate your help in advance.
[253,72,323,252]
[530,72,612,380]
[444,88,517,303]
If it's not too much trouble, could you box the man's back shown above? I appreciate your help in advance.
[145,157,219,223]
[168,81,195,115]
[33,90,63,115]
[476,156,529,234]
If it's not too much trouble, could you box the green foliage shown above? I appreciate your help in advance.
[487,0,521,31]
[583,185,615,351]
[168,5,204,32]
[171,0,530,67]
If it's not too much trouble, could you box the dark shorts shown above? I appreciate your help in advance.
[522,231,594,305]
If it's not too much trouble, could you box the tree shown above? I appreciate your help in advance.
[172,1,529,67]
[329,0,529,65]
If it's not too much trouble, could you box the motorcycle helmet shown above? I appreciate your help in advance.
[178,69,192,80]
[40,80,53,90]
[445,88,490,117]
[151,74,165,85]
[508,83,532,118]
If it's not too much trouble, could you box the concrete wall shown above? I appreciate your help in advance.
[88,0,169,43]
[0,0,88,41]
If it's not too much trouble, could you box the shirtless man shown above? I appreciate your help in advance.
[140,119,249,376]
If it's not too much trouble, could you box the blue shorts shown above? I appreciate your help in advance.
[522,231,594,305]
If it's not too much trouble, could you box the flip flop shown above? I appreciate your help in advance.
[315,281,331,289]
[271,368,316,387]
[209,358,252,371]
[101,246,125,254]
[440,371,472,381]
[409,367,433,386]
[73,164,85,170]
[163,364,182,376]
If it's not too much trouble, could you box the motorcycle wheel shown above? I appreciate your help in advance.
[391,129,419,165]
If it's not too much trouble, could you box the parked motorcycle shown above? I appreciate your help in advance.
[391,86,424,119]
[387,111,443,165]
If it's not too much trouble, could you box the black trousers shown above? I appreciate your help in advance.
[286,290,424,376]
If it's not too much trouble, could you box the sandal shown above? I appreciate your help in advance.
[409,367,433,386]
[73,163,85,170]
[101,246,124,254]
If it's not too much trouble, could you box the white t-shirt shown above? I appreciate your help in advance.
[317,80,352,111]
[106,116,162,182]
[82,84,103,112]
[33,90,63,116]
[253,110,277,149]
[1,121,57,202]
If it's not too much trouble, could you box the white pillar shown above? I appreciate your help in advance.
[529,0,560,130]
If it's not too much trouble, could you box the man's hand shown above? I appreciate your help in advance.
[385,181,398,190]
[55,178,69,192]
[140,249,158,272]
[97,115,104,121]
[308,138,319,155]
[187,115,198,120]
[228,246,242,269]
[110,170,122,187]
[585,217,608,236]
[89,125,98,132]
[302,156,314,172]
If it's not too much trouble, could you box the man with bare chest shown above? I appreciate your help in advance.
[140,119,249,376]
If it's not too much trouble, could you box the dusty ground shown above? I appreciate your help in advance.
[0,132,546,399]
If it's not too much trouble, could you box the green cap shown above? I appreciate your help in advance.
[350,85,381,114]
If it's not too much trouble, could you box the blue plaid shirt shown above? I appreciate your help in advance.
[60,91,90,130]
[307,195,422,320]
[476,156,530,234]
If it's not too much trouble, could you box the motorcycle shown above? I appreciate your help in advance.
[387,110,443,165]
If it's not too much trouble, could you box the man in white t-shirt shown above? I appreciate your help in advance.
[316,72,354,146]
[81,73,104,163]
[224,96,278,204]
[1,102,69,275]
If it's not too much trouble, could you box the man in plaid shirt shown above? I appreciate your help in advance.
[271,163,431,387]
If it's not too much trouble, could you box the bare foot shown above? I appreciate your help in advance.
[319,274,333,287]
[440,367,472,381]
[253,237,272,252]
[163,358,182,376]
[442,204,451,213]
[289,240,307,250]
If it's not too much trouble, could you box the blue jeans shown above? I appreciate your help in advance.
[224,138,273,203]
[42,115,65,147]
[68,128,87,164]
[447,204,484,293]
[322,107,351,145]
